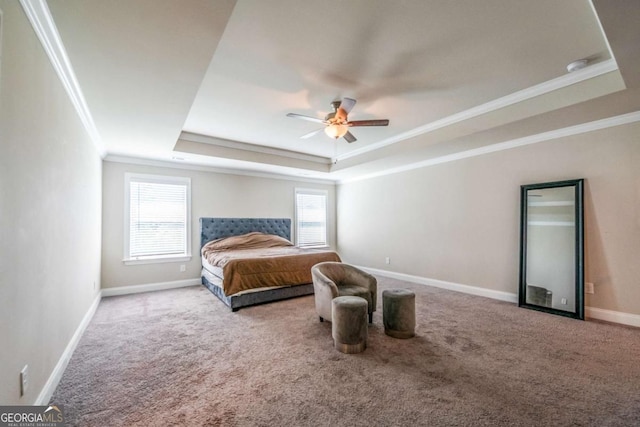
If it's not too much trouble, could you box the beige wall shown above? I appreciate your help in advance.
[0,1,102,404]
[337,121,640,315]
[102,162,336,288]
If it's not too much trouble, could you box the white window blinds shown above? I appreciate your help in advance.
[295,189,328,247]
[126,174,190,260]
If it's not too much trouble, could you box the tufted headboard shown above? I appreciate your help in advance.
[200,218,292,248]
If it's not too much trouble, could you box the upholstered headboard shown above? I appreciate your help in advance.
[200,218,292,248]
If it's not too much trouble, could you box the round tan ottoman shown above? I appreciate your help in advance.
[383,289,416,339]
[331,296,368,354]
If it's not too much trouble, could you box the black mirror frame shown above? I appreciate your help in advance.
[518,179,584,320]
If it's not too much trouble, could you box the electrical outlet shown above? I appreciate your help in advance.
[179,264,186,272]
[561,298,568,305]
[20,365,28,397]
[385,257,390,265]
[585,282,594,294]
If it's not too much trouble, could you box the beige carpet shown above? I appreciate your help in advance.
[51,276,640,426]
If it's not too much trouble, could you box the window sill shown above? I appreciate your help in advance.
[298,245,330,249]
[123,255,192,266]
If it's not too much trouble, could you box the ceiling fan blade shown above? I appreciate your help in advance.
[343,131,357,143]
[300,128,325,139]
[339,98,356,114]
[286,113,326,124]
[348,119,389,127]
[336,97,357,122]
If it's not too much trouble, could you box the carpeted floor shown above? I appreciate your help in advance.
[51,276,640,426]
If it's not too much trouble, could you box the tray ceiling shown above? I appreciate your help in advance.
[38,0,640,182]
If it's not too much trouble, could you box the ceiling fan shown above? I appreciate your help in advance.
[286,97,389,143]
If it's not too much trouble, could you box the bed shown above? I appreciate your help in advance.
[200,217,341,311]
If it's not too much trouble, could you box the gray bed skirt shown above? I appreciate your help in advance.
[201,275,314,311]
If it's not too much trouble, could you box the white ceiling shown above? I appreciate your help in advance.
[43,0,640,182]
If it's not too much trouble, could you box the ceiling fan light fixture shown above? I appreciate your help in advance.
[324,123,348,139]
[287,97,389,143]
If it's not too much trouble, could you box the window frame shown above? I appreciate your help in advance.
[294,188,329,248]
[123,173,192,265]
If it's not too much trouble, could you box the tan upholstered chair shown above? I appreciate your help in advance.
[312,262,377,323]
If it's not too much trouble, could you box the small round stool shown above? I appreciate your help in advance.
[332,296,368,354]
[383,289,416,339]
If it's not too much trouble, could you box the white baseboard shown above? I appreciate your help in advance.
[35,278,201,404]
[35,292,102,405]
[359,266,518,303]
[586,307,640,328]
[361,266,640,328]
[101,278,201,297]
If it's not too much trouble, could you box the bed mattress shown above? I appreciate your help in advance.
[202,247,340,296]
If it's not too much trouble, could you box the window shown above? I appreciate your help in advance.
[295,188,328,247]
[124,173,191,264]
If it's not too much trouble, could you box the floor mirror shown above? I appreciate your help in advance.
[518,179,584,319]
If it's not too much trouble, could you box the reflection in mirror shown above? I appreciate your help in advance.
[519,180,584,320]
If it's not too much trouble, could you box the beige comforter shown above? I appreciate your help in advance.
[201,232,341,296]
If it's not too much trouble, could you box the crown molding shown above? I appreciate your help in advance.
[339,110,640,184]
[20,0,105,158]
[588,0,618,71]
[108,110,640,185]
[104,154,337,185]
[335,59,620,163]
[180,132,330,165]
